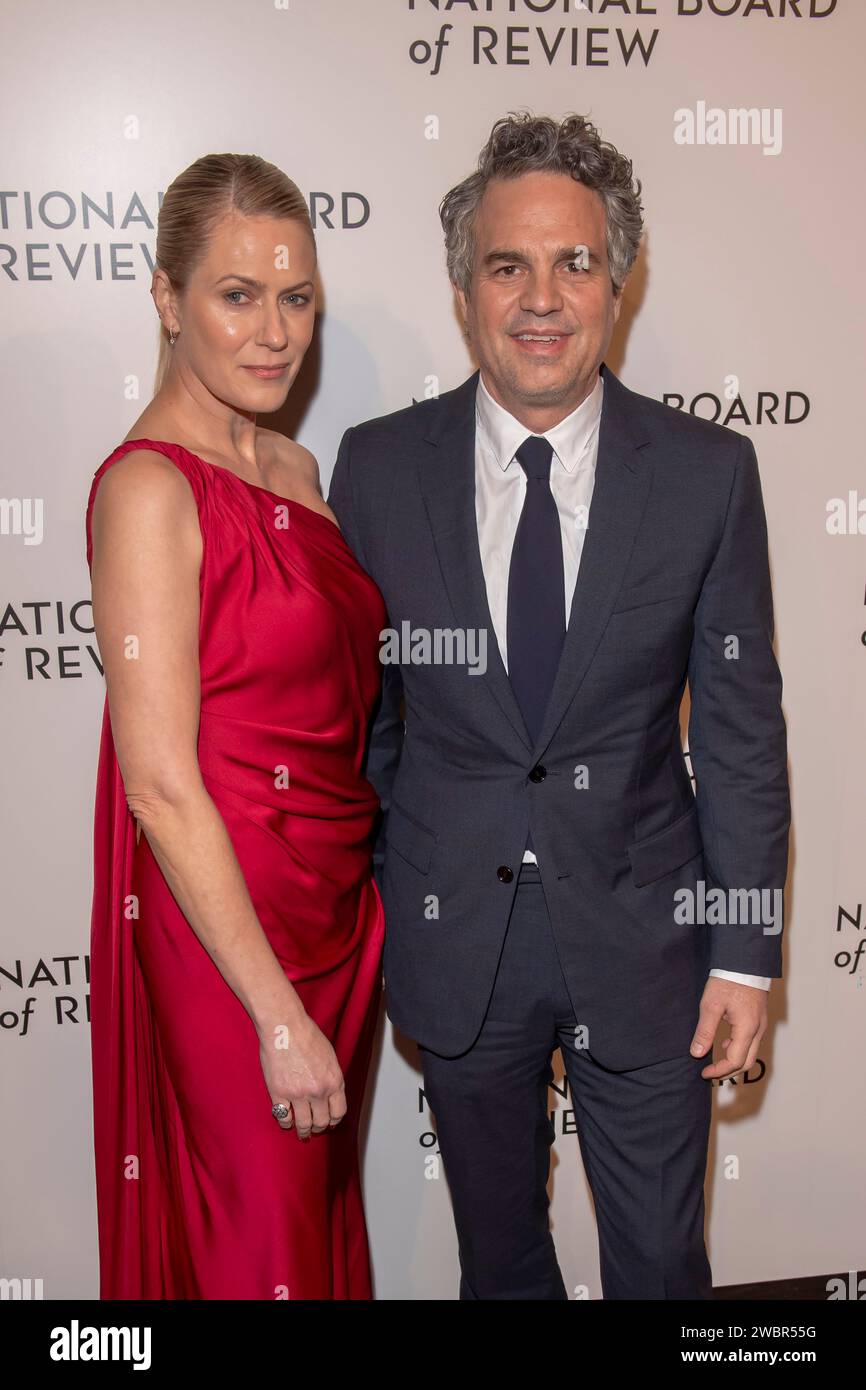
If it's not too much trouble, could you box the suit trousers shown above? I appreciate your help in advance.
[418,863,714,1300]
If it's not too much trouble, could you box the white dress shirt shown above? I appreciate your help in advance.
[473,370,770,992]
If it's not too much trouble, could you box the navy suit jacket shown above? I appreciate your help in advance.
[328,362,790,1068]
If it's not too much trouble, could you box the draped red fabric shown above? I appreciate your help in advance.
[85,439,386,1299]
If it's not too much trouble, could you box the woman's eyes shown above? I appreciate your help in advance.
[223,291,308,305]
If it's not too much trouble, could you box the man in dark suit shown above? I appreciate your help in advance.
[328,113,790,1300]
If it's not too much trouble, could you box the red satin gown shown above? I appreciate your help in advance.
[84,439,387,1299]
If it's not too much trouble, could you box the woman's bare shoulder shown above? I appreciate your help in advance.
[258,429,320,486]
[90,449,201,566]
[93,448,198,511]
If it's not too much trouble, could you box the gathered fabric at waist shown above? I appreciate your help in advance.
[196,704,379,822]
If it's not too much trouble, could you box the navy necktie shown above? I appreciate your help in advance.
[506,434,565,751]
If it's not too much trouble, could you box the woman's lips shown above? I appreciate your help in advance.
[242,364,290,379]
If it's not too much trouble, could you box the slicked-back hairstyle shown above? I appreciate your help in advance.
[152,153,315,391]
[439,112,644,298]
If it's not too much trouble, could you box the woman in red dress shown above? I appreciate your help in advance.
[85,154,386,1299]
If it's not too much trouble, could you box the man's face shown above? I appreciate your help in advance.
[455,171,622,428]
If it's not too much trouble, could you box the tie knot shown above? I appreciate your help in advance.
[515,435,554,481]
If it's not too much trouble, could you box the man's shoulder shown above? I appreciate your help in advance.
[347,374,474,454]
[613,370,751,464]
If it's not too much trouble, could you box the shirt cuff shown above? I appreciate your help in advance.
[710,968,771,991]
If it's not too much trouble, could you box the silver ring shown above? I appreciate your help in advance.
[272,1103,289,1121]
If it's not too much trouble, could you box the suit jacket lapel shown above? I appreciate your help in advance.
[418,371,533,754]
[417,362,653,762]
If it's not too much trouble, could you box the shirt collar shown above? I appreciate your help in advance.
[475,369,604,474]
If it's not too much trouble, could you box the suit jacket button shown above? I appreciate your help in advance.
[529,764,546,783]
[497,865,514,883]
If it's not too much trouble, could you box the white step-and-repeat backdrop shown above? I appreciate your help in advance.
[1,0,863,1299]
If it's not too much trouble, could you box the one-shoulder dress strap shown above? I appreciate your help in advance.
[85,439,208,571]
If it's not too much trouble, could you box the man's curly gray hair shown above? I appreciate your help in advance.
[439,112,644,298]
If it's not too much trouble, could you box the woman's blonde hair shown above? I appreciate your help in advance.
[152,153,315,392]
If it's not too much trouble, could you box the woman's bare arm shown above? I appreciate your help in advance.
[90,451,344,1136]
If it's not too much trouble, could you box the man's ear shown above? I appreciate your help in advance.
[454,282,469,331]
[612,289,623,324]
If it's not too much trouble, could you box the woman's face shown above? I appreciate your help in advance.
[159,210,317,413]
